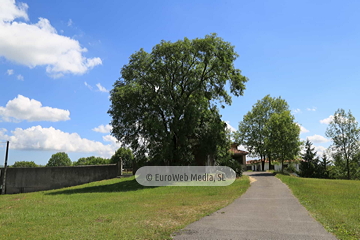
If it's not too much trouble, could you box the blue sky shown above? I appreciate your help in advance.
[1,0,359,165]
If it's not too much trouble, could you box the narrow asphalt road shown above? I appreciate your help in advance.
[173,172,337,240]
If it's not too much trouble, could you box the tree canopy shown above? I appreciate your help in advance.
[110,147,134,168]
[299,140,320,177]
[108,34,248,166]
[264,110,301,170]
[73,156,109,166]
[46,152,72,167]
[12,161,38,168]
[326,108,360,179]
[235,95,292,170]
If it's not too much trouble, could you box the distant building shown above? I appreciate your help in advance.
[195,143,248,167]
[229,143,248,168]
[247,159,302,171]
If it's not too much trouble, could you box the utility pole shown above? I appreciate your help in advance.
[1,141,9,195]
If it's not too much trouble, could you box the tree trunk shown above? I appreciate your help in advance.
[346,158,350,179]
[268,155,272,170]
[172,134,178,166]
[132,160,137,175]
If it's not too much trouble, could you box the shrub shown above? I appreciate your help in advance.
[217,158,243,177]
[12,161,38,168]
[110,148,134,169]
[73,156,110,166]
[285,163,297,173]
[46,152,72,167]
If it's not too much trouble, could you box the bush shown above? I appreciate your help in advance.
[46,152,72,167]
[285,163,297,173]
[73,156,110,166]
[217,158,243,177]
[12,161,38,168]
[110,148,134,169]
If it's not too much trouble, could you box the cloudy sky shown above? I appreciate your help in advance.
[1,0,360,165]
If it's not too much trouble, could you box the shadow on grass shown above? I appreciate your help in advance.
[45,178,157,195]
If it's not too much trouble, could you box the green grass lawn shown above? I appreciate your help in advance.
[0,176,249,239]
[277,174,360,240]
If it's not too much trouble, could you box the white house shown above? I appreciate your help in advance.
[247,159,301,172]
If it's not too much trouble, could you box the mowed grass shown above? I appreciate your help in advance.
[277,174,360,240]
[0,176,249,239]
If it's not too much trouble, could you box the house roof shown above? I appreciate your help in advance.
[230,143,248,156]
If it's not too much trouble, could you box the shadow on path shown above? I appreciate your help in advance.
[243,171,276,177]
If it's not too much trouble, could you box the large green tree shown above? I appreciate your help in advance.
[264,110,301,171]
[320,152,329,178]
[110,147,134,169]
[235,95,289,170]
[325,108,360,179]
[46,152,72,167]
[299,139,320,177]
[108,34,248,166]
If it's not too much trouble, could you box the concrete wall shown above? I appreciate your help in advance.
[0,163,120,194]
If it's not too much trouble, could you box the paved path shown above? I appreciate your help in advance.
[173,172,337,240]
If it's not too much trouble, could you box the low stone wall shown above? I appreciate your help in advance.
[0,163,121,194]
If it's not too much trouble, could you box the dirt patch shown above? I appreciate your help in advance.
[249,176,257,184]
[13,197,26,201]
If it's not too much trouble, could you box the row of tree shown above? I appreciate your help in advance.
[12,34,358,181]
[235,95,301,171]
[299,140,329,178]
[106,34,304,174]
[300,109,360,180]
[11,148,134,168]
[234,94,360,180]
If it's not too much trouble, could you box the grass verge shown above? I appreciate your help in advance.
[0,175,249,239]
[276,174,360,240]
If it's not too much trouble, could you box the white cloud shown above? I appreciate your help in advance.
[102,134,120,147]
[67,19,72,27]
[0,126,119,158]
[6,69,14,75]
[237,144,248,152]
[314,145,327,158]
[321,114,353,125]
[84,81,92,90]
[292,108,301,114]
[0,0,29,22]
[307,134,330,143]
[307,107,316,111]
[225,121,236,132]
[0,0,102,78]
[92,124,112,133]
[320,115,334,124]
[0,95,70,122]
[86,58,102,68]
[85,82,109,93]
[297,123,309,134]
[16,74,23,80]
[96,83,108,92]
